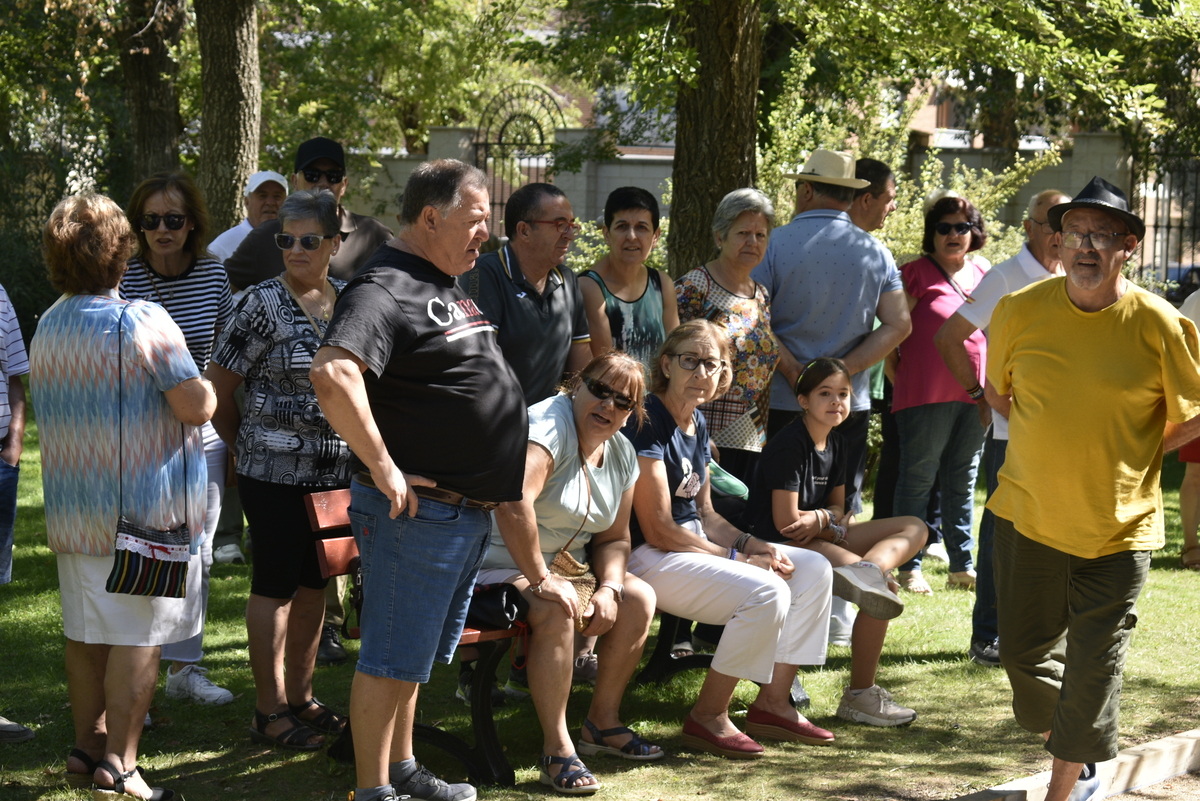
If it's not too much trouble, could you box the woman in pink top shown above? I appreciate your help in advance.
[890,196,989,595]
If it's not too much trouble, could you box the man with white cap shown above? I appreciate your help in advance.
[208,171,290,263]
[753,149,912,520]
[224,137,393,290]
[986,176,1200,801]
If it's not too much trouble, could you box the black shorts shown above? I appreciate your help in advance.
[239,475,346,599]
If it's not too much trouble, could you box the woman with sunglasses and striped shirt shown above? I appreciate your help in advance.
[480,351,661,794]
[207,189,352,751]
[120,172,236,709]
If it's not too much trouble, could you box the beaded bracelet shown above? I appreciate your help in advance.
[967,384,986,400]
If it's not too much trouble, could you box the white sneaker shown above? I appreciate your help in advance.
[832,562,904,620]
[166,664,234,705]
[924,542,950,563]
[213,543,245,564]
[836,685,917,727]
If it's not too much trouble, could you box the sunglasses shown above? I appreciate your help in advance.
[582,377,635,412]
[935,221,974,236]
[301,168,345,185]
[275,233,337,251]
[139,213,187,231]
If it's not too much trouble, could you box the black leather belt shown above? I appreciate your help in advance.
[355,471,498,511]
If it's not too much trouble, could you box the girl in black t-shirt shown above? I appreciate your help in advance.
[747,358,928,727]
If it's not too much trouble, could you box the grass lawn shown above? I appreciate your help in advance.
[1,412,1198,801]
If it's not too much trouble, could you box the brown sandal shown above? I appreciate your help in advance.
[1181,546,1200,570]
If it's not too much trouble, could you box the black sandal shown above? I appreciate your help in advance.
[538,752,601,795]
[92,759,175,801]
[578,717,664,761]
[248,709,324,751]
[288,696,346,734]
[66,748,99,788]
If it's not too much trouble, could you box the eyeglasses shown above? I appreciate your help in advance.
[935,221,974,236]
[1028,218,1054,232]
[525,218,583,236]
[582,377,635,412]
[139,213,187,231]
[275,233,337,251]
[673,353,726,376]
[301,168,345,185]
[1061,230,1129,251]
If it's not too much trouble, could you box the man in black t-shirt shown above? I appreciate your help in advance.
[312,160,526,801]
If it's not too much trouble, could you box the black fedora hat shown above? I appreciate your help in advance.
[1047,176,1145,240]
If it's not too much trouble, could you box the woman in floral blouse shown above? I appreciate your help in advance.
[675,188,797,485]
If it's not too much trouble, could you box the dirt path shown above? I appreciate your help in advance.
[1111,771,1200,799]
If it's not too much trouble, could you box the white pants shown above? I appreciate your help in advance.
[161,423,226,663]
[627,526,831,685]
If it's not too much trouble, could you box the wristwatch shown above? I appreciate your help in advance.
[598,580,625,602]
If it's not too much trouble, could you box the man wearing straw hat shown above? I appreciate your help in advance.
[986,176,1200,800]
[754,149,912,520]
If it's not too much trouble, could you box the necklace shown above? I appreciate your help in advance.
[283,274,334,319]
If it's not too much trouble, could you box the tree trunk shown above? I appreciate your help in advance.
[668,0,762,277]
[195,0,262,234]
[118,0,187,179]
[977,67,1020,169]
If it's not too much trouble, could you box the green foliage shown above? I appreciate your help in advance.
[0,0,137,339]
[758,50,1062,270]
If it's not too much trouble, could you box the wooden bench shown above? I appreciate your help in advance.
[304,488,519,787]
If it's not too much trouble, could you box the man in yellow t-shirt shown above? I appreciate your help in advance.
[985,176,1200,801]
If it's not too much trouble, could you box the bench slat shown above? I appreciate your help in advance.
[315,536,359,580]
[305,488,353,532]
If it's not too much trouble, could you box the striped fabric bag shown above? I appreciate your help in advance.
[106,516,191,597]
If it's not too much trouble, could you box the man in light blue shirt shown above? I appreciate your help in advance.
[753,149,911,516]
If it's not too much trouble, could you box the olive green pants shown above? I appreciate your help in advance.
[994,517,1149,763]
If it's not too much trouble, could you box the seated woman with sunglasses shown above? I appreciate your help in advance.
[622,320,834,759]
[480,351,661,794]
[207,189,351,751]
[888,195,990,595]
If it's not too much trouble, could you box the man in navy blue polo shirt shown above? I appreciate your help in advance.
[464,183,591,405]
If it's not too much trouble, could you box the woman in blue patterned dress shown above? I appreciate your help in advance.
[208,189,352,750]
[32,194,215,800]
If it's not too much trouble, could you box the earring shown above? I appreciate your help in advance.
[664,372,670,379]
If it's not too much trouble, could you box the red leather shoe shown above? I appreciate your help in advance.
[745,704,835,745]
[680,715,764,759]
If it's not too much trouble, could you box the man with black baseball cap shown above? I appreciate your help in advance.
[985,176,1200,800]
[223,137,393,291]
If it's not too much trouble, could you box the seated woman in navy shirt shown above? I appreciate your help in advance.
[744,357,926,728]
[622,320,833,759]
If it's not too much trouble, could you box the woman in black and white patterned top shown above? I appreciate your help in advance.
[121,171,236,708]
[208,189,351,751]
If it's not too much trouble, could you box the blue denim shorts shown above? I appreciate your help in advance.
[347,478,491,683]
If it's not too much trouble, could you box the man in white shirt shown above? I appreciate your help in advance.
[207,171,289,262]
[933,188,1070,667]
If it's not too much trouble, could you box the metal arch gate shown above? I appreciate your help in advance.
[475,84,566,237]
